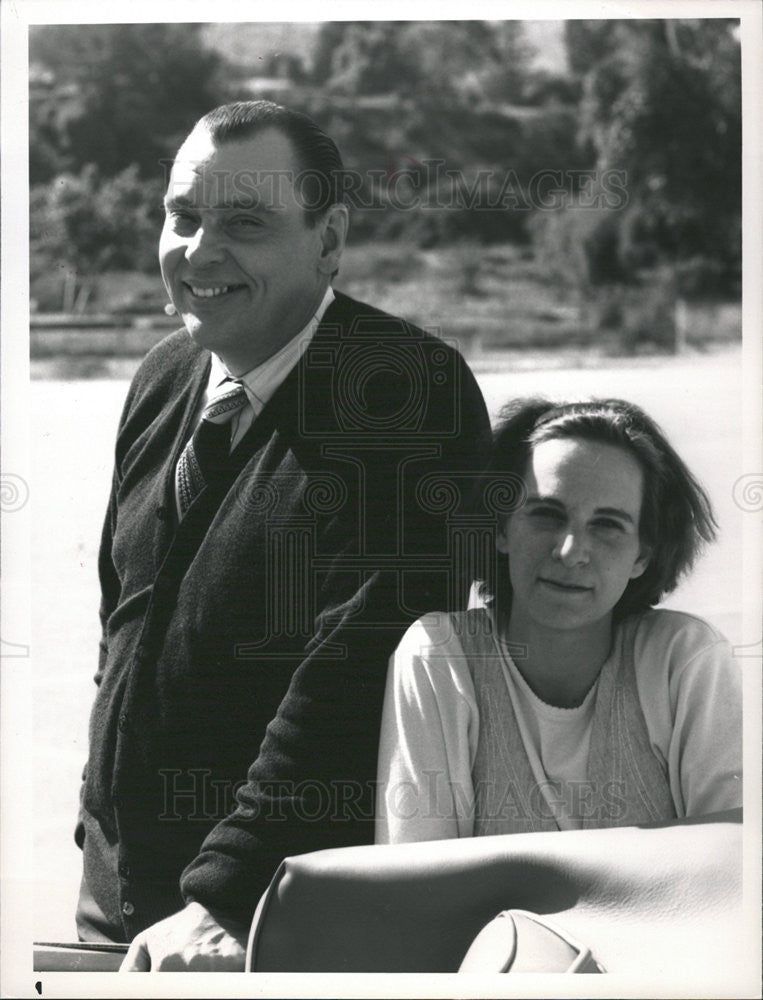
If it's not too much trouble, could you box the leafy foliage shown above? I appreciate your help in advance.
[30,23,230,308]
[31,165,164,308]
[30,23,228,183]
[533,19,741,297]
[29,19,741,313]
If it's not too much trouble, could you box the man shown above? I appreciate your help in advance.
[76,100,491,970]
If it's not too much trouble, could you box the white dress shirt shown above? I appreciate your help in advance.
[175,286,334,514]
[205,285,335,447]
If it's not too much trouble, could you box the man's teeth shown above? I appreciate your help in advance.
[189,285,239,298]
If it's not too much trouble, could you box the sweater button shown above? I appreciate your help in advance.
[122,901,135,917]
[118,713,128,732]
[118,861,131,878]
[156,505,170,521]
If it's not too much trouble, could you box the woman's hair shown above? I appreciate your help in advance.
[477,397,717,621]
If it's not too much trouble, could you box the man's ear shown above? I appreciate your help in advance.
[317,204,349,276]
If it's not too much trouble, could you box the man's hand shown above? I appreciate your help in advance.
[120,901,248,971]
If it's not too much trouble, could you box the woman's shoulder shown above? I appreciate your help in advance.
[396,608,489,652]
[625,608,734,679]
[392,611,481,696]
[624,610,740,751]
[395,610,454,651]
[629,607,729,647]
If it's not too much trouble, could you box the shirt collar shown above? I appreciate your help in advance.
[208,286,335,416]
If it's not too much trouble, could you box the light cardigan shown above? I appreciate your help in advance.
[375,607,742,843]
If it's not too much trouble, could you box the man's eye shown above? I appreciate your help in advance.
[168,211,197,229]
[229,217,261,230]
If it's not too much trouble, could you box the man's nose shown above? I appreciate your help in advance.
[553,530,590,566]
[184,225,226,267]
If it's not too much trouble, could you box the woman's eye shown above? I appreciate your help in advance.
[528,507,564,522]
[592,518,624,532]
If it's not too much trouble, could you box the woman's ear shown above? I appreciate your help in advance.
[629,544,652,580]
[317,203,349,276]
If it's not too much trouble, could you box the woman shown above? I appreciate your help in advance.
[376,398,742,843]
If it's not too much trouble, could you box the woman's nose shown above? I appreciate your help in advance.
[553,530,590,566]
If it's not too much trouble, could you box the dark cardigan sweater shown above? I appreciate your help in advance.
[78,291,491,938]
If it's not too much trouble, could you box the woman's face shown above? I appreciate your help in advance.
[497,436,651,637]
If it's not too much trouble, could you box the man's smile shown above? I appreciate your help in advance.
[183,281,247,299]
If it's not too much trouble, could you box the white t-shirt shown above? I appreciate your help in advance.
[375,608,742,844]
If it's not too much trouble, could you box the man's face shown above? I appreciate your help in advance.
[159,127,344,374]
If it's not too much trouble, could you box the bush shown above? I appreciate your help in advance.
[674,256,736,301]
[528,205,627,291]
[593,272,678,354]
[31,164,164,310]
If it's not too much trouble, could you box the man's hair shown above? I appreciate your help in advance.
[191,100,345,226]
[477,397,717,621]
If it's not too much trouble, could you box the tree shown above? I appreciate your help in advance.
[313,22,428,97]
[564,21,619,79]
[29,24,228,183]
[31,164,164,310]
[562,19,741,291]
[310,21,533,105]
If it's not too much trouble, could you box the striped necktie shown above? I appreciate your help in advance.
[176,380,249,518]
